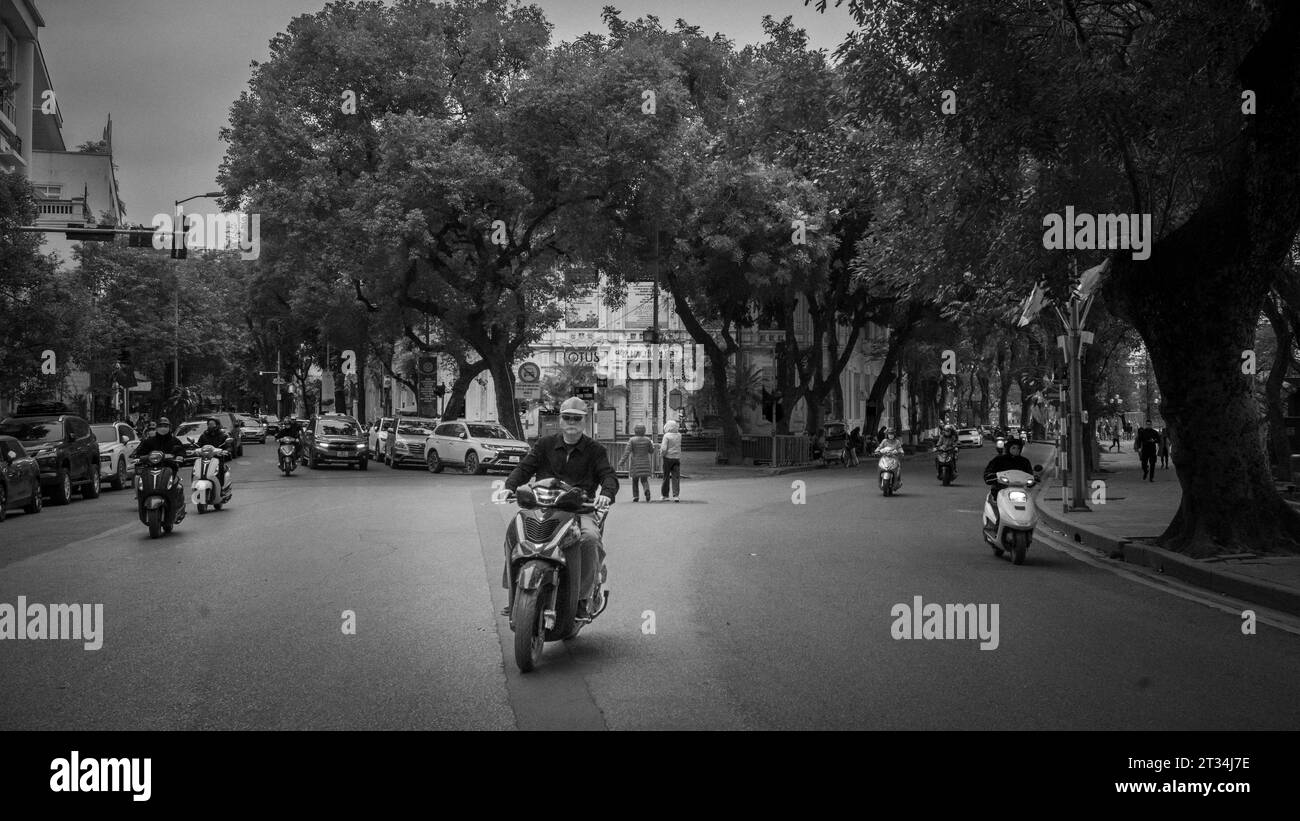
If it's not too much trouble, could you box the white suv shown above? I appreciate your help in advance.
[424,420,529,475]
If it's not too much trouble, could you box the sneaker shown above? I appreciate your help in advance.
[576,601,593,620]
[673,498,679,503]
[632,497,639,502]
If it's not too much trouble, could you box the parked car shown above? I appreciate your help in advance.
[264,415,281,437]
[91,421,139,490]
[424,420,530,475]
[368,417,395,464]
[0,408,100,505]
[0,435,43,521]
[387,416,439,468]
[956,428,983,448]
[303,413,369,470]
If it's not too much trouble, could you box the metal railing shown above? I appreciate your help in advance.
[714,434,812,467]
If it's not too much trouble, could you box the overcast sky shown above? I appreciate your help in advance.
[36,0,858,224]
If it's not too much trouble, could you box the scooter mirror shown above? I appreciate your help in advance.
[1033,464,1044,472]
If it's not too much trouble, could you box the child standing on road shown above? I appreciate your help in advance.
[660,420,683,502]
[618,424,656,502]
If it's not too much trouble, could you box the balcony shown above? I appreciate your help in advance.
[35,197,90,225]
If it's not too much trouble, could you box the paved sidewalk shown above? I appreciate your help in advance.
[1036,445,1300,618]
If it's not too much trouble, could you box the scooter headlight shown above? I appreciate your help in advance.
[1008,490,1028,503]
[148,451,164,465]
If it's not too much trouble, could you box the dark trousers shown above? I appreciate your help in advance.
[1140,450,1157,478]
[630,474,650,500]
[661,458,680,498]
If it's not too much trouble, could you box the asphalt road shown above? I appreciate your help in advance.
[2,445,1298,730]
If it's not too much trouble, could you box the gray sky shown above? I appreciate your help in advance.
[37,0,858,224]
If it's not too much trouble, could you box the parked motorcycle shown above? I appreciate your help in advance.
[191,444,232,513]
[876,445,903,496]
[934,445,957,486]
[135,450,187,538]
[504,478,610,673]
[277,435,300,475]
[982,465,1044,565]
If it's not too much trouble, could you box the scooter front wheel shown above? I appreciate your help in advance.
[1011,531,1029,565]
[512,587,545,673]
[147,508,162,539]
[197,503,207,514]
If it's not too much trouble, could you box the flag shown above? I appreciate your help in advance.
[1016,280,1051,328]
[1073,258,1110,301]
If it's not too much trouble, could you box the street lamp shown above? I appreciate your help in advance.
[171,191,224,390]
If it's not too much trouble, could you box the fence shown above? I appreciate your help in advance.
[715,434,811,467]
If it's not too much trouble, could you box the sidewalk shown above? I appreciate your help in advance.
[1036,445,1300,618]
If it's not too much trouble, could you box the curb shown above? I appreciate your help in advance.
[1033,485,1300,619]
[1118,542,1300,618]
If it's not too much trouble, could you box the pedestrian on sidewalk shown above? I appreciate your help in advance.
[617,424,656,502]
[847,427,863,467]
[1159,426,1170,468]
[1110,422,1121,452]
[659,420,682,502]
[1136,418,1161,481]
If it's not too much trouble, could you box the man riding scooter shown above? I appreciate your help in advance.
[130,416,189,514]
[502,396,618,620]
[196,417,234,489]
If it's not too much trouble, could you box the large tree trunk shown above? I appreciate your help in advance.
[441,358,488,422]
[487,354,521,439]
[1110,227,1300,556]
[1262,296,1294,481]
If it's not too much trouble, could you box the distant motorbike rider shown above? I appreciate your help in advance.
[278,418,304,460]
[934,423,959,477]
[503,396,618,620]
[874,426,906,482]
[196,417,233,486]
[982,437,1035,529]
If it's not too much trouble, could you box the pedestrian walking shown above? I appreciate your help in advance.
[1159,426,1171,468]
[617,424,656,502]
[1110,422,1121,452]
[1136,418,1161,481]
[659,420,682,502]
[847,427,863,467]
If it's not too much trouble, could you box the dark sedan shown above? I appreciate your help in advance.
[0,435,44,522]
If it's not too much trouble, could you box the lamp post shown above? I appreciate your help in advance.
[171,191,223,390]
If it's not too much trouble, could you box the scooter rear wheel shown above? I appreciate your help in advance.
[512,587,545,673]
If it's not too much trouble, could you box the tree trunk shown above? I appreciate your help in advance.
[1109,235,1300,556]
[442,358,489,422]
[485,354,521,439]
[1263,296,1294,481]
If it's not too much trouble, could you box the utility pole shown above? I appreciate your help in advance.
[650,217,660,435]
[1063,297,1092,513]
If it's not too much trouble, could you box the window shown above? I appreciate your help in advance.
[32,184,63,199]
[467,424,514,440]
[0,27,15,122]
[434,423,458,437]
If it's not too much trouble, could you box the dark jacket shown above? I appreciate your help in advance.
[983,453,1033,484]
[1135,426,1161,454]
[197,428,232,450]
[132,433,187,460]
[505,433,619,500]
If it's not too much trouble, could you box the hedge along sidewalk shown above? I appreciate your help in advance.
[1035,445,1300,618]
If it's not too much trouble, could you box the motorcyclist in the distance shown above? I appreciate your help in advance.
[934,423,960,478]
[277,417,305,461]
[981,437,1035,530]
[195,417,234,487]
[874,426,906,482]
[503,396,618,620]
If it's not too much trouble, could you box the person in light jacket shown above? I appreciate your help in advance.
[659,420,683,502]
[618,423,657,502]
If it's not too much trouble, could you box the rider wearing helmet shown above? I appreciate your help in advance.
[196,417,233,486]
[874,426,906,481]
[934,423,960,478]
[982,437,1034,526]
